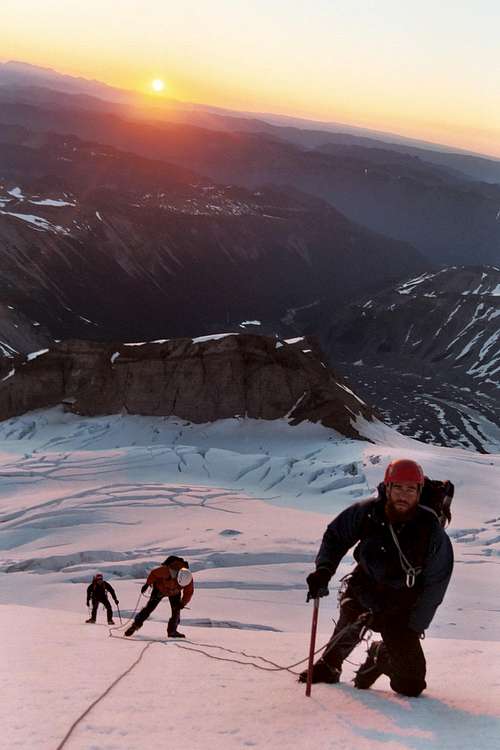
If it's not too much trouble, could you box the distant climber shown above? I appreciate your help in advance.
[299,458,454,697]
[86,573,119,625]
[125,555,194,638]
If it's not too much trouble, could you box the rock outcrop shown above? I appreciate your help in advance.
[0,334,375,439]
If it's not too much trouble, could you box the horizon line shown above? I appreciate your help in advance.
[1,58,498,164]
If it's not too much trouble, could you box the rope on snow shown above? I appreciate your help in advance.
[56,604,371,746]
[169,615,372,675]
[55,641,154,750]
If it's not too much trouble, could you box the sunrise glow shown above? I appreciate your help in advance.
[0,0,498,157]
[151,78,165,93]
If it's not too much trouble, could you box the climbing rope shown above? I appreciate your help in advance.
[55,590,151,749]
[56,599,372,747]
[107,604,372,673]
[169,614,372,675]
[107,590,145,635]
[55,641,154,750]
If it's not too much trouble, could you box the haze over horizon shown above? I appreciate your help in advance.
[1,0,497,159]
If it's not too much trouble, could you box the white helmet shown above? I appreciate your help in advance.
[177,568,193,587]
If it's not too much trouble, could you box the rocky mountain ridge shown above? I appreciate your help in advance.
[325,266,500,452]
[0,334,375,439]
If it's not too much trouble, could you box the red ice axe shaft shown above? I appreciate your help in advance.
[305,596,320,697]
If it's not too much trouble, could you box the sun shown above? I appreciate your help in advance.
[151,78,166,93]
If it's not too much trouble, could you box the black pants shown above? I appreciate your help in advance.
[323,596,427,697]
[134,591,182,634]
[90,596,114,622]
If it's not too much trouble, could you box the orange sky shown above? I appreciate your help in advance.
[1,0,498,158]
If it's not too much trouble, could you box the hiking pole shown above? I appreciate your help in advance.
[117,605,123,625]
[305,596,320,697]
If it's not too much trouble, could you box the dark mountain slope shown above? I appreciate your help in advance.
[1,99,498,265]
[0,130,423,345]
[325,266,500,452]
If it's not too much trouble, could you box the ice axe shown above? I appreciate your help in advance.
[305,591,323,697]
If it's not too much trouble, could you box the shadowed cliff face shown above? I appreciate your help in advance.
[0,334,375,439]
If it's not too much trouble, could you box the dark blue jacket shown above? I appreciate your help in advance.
[86,580,118,606]
[316,496,453,633]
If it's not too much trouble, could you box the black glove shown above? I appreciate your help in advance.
[306,568,331,601]
[115,600,119,605]
[141,583,149,594]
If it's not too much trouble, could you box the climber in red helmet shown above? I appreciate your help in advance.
[300,458,453,697]
[86,573,119,625]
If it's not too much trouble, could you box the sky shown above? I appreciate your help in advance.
[1,0,498,157]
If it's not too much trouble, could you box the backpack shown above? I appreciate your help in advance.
[377,478,454,527]
[420,478,454,527]
[163,555,189,568]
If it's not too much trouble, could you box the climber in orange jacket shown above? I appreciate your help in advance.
[125,555,194,638]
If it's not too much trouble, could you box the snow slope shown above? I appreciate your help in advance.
[0,407,499,749]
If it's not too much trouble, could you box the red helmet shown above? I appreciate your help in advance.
[384,459,424,486]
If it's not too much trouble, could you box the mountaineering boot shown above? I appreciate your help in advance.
[298,659,341,684]
[86,618,96,623]
[167,630,186,639]
[124,622,142,637]
[108,619,115,625]
[354,641,385,689]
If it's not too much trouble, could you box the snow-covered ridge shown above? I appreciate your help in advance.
[0,209,71,235]
[369,268,500,387]
[0,185,76,235]
[397,266,500,298]
[397,269,448,294]
[327,265,500,451]
[0,340,18,358]
[29,197,76,207]
[26,348,49,362]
